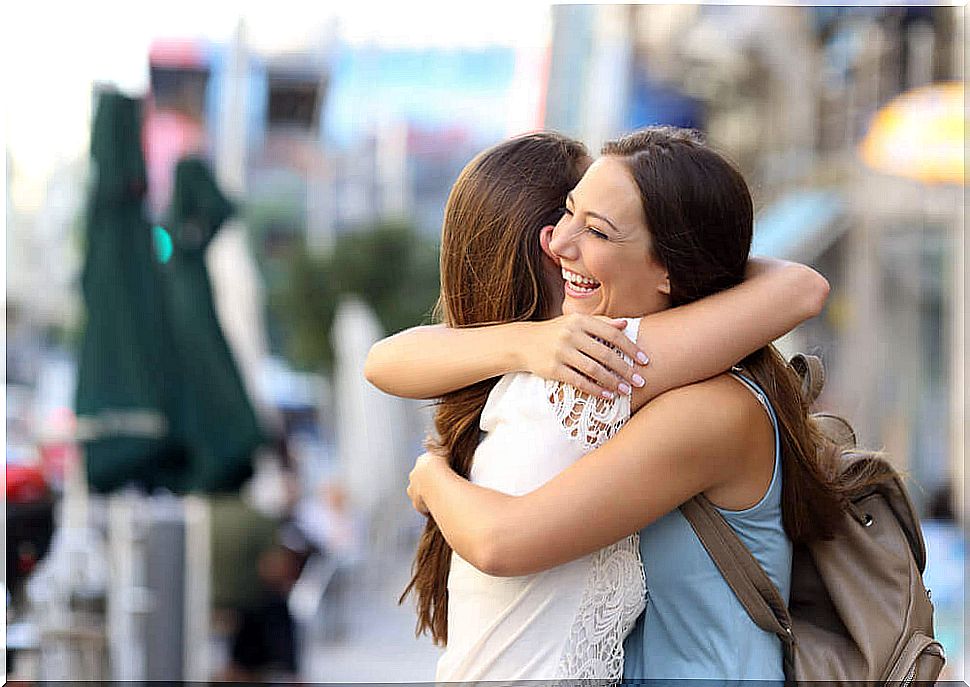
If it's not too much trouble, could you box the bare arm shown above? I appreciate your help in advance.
[365,317,643,400]
[366,257,828,402]
[631,257,828,410]
[407,376,762,576]
[365,323,523,399]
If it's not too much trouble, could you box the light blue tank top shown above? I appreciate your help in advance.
[622,371,792,682]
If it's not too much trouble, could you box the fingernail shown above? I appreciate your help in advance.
[601,390,616,400]
[632,374,645,387]
[636,352,649,365]
[618,383,632,395]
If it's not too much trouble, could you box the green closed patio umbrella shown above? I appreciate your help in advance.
[75,90,186,492]
[158,155,263,492]
[76,91,263,494]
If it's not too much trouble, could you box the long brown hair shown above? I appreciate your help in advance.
[400,132,590,645]
[601,126,886,544]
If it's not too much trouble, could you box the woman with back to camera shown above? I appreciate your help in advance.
[403,127,891,680]
[366,129,831,681]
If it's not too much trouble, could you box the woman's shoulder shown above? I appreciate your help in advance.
[649,373,762,416]
[639,374,769,452]
[480,371,553,430]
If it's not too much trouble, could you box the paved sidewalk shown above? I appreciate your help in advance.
[302,527,967,682]
[302,546,442,682]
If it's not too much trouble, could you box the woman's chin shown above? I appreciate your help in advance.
[562,282,603,312]
[561,295,601,317]
[563,295,650,319]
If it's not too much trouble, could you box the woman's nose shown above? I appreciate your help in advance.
[549,222,579,260]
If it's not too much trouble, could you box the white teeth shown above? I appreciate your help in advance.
[561,268,600,287]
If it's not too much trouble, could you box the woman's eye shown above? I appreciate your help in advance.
[561,206,573,218]
[587,227,609,240]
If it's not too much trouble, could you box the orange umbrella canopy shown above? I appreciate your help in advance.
[859,81,965,186]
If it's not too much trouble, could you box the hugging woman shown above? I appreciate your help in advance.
[367,127,844,681]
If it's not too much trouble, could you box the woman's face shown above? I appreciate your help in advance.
[548,156,670,318]
[537,155,593,318]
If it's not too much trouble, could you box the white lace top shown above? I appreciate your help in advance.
[436,318,647,683]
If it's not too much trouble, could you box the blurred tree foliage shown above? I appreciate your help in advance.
[272,221,440,373]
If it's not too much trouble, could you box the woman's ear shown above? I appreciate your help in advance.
[658,274,671,295]
[539,225,560,267]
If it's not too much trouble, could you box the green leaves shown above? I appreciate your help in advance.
[272,221,440,372]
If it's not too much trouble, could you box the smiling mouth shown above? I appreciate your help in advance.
[562,267,601,296]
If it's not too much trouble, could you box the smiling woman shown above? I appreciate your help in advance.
[552,157,671,318]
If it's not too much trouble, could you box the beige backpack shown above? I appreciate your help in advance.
[680,354,945,683]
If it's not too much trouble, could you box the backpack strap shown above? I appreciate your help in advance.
[790,353,824,405]
[679,495,795,648]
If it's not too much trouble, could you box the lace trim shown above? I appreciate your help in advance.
[554,533,647,681]
[544,331,633,451]
[545,381,630,450]
[547,322,646,680]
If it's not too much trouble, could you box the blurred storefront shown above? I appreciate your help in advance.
[848,82,964,518]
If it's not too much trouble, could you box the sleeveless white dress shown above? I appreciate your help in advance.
[435,318,647,682]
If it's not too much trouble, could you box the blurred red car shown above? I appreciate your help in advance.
[6,463,54,600]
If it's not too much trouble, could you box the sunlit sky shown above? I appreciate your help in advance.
[3,0,553,209]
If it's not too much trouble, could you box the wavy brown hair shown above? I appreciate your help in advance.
[400,132,591,645]
[601,126,889,544]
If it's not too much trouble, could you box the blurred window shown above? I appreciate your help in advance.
[267,76,323,132]
[149,66,209,119]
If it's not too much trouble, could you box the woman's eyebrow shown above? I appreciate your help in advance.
[567,192,620,233]
[587,210,619,233]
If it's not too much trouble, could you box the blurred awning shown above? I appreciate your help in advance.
[752,189,847,262]
[859,81,964,186]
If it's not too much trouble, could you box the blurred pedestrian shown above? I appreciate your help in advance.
[211,434,308,682]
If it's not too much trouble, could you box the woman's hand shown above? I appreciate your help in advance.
[407,451,448,516]
[366,315,648,401]
[517,314,648,399]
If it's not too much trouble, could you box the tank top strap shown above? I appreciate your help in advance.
[721,366,782,514]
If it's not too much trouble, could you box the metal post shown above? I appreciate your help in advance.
[143,498,185,680]
[183,496,211,681]
[107,493,147,680]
